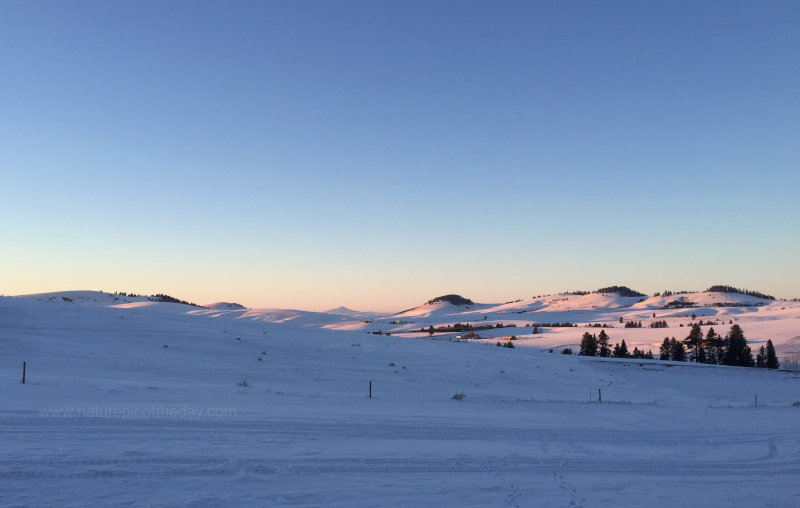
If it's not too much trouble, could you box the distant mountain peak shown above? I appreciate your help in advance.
[326,306,355,313]
[324,306,378,318]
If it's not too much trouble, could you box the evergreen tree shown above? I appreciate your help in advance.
[597,330,611,357]
[742,345,755,367]
[723,324,754,367]
[613,340,629,358]
[765,339,780,369]
[697,346,707,364]
[756,346,767,368]
[659,337,672,361]
[672,341,687,362]
[684,323,703,362]
[579,332,598,356]
[706,327,723,364]
[644,349,654,360]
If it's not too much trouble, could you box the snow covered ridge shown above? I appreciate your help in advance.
[11,290,205,308]
[8,288,799,356]
[3,287,800,505]
[205,302,247,311]
[324,291,800,365]
[324,306,381,319]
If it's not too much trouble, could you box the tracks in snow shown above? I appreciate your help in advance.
[2,416,799,481]
[4,453,800,481]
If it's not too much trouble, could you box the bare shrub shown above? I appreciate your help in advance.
[783,354,800,373]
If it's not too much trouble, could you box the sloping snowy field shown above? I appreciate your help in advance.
[1,293,799,506]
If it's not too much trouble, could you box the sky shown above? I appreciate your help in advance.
[1,0,798,311]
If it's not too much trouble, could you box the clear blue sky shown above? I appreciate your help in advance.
[1,1,798,311]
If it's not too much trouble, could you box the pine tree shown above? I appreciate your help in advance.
[579,332,598,356]
[697,346,707,364]
[672,341,687,362]
[765,339,780,369]
[742,345,755,367]
[756,346,767,368]
[659,337,672,361]
[723,324,753,367]
[613,340,629,358]
[706,327,723,364]
[684,323,703,362]
[597,330,611,357]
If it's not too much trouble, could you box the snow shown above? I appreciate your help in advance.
[205,302,247,311]
[324,306,380,319]
[2,291,800,506]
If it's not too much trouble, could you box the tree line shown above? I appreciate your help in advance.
[706,285,775,300]
[113,291,202,307]
[653,286,775,300]
[579,330,654,359]
[579,324,779,369]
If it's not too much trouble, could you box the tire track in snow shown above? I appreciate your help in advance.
[3,417,800,482]
[4,454,800,481]
[1,416,795,449]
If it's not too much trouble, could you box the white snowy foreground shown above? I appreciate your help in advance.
[1,291,799,507]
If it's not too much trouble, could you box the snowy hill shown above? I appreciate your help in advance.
[2,292,800,506]
[8,290,795,355]
[391,299,492,319]
[324,306,380,319]
[12,290,205,309]
[189,306,361,326]
[12,290,143,306]
[325,290,798,359]
[205,302,247,310]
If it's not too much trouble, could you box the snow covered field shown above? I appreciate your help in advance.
[2,291,800,506]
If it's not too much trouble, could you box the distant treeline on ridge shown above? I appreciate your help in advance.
[567,286,647,298]
[427,294,474,306]
[705,285,775,300]
[113,291,204,308]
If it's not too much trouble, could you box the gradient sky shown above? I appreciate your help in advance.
[1,0,798,311]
